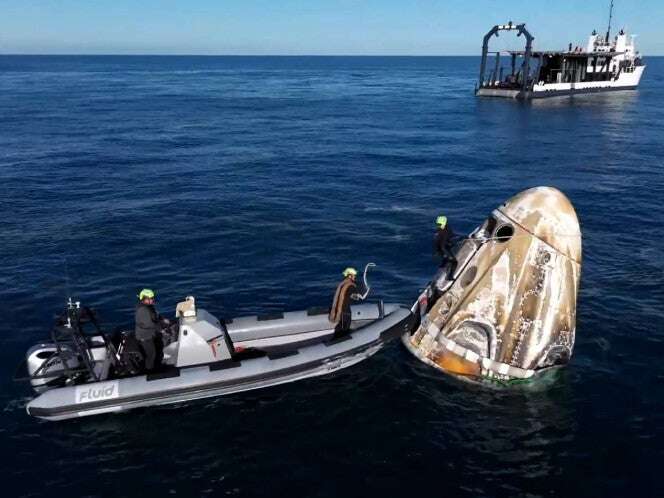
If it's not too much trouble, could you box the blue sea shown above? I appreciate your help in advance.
[0,55,662,497]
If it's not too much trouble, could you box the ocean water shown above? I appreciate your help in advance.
[0,55,662,497]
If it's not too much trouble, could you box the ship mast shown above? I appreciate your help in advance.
[605,0,614,42]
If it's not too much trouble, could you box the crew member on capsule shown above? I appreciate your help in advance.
[433,215,457,276]
[329,267,361,339]
[135,288,170,372]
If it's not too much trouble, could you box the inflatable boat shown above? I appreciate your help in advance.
[19,296,412,421]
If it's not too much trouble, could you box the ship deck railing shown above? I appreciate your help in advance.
[506,50,625,58]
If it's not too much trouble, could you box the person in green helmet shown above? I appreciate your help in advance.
[433,215,457,275]
[134,288,170,372]
[329,267,361,338]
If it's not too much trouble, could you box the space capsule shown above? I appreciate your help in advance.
[403,187,582,384]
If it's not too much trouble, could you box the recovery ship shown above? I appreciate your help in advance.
[476,3,645,99]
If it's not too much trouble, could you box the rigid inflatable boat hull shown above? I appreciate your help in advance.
[27,306,413,421]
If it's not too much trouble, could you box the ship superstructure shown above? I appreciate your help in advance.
[476,5,645,99]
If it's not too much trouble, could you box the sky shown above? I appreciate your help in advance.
[0,0,661,55]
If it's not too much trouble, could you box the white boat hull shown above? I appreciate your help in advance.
[478,65,645,99]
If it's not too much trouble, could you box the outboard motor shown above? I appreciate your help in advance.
[24,298,111,392]
[26,343,80,393]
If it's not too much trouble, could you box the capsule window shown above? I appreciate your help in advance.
[483,216,497,236]
[494,224,514,242]
[461,266,477,287]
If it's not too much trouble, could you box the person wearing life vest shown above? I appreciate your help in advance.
[329,267,360,338]
[134,288,169,372]
[433,215,457,276]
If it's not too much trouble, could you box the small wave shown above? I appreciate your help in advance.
[363,205,430,215]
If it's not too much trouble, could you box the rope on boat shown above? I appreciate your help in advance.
[355,262,376,300]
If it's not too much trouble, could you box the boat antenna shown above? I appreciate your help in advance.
[63,255,72,300]
[605,0,614,42]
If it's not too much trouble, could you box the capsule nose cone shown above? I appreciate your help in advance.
[498,186,582,263]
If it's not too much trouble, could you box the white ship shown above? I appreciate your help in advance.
[476,3,645,99]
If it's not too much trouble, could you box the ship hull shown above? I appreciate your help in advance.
[477,85,638,99]
[477,65,645,100]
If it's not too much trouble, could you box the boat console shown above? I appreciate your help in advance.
[166,297,234,367]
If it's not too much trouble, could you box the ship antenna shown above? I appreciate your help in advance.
[605,0,614,42]
[63,255,72,301]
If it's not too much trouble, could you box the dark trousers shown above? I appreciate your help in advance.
[333,311,352,339]
[439,248,458,278]
[138,337,159,372]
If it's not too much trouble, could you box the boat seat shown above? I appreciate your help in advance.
[95,356,114,381]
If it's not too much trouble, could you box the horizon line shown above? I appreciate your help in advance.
[0,53,477,57]
[1,53,662,57]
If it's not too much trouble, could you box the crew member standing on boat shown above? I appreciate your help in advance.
[135,288,169,372]
[329,268,360,338]
[433,215,457,275]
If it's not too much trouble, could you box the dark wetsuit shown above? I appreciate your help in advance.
[329,277,358,338]
[135,302,162,371]
[433,225,457,276]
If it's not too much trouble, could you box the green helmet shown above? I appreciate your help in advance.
[138,288,155,300]
[436,215,448,228]
[342,267,357,277]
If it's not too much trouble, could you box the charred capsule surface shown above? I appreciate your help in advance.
[404,187,582,384]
